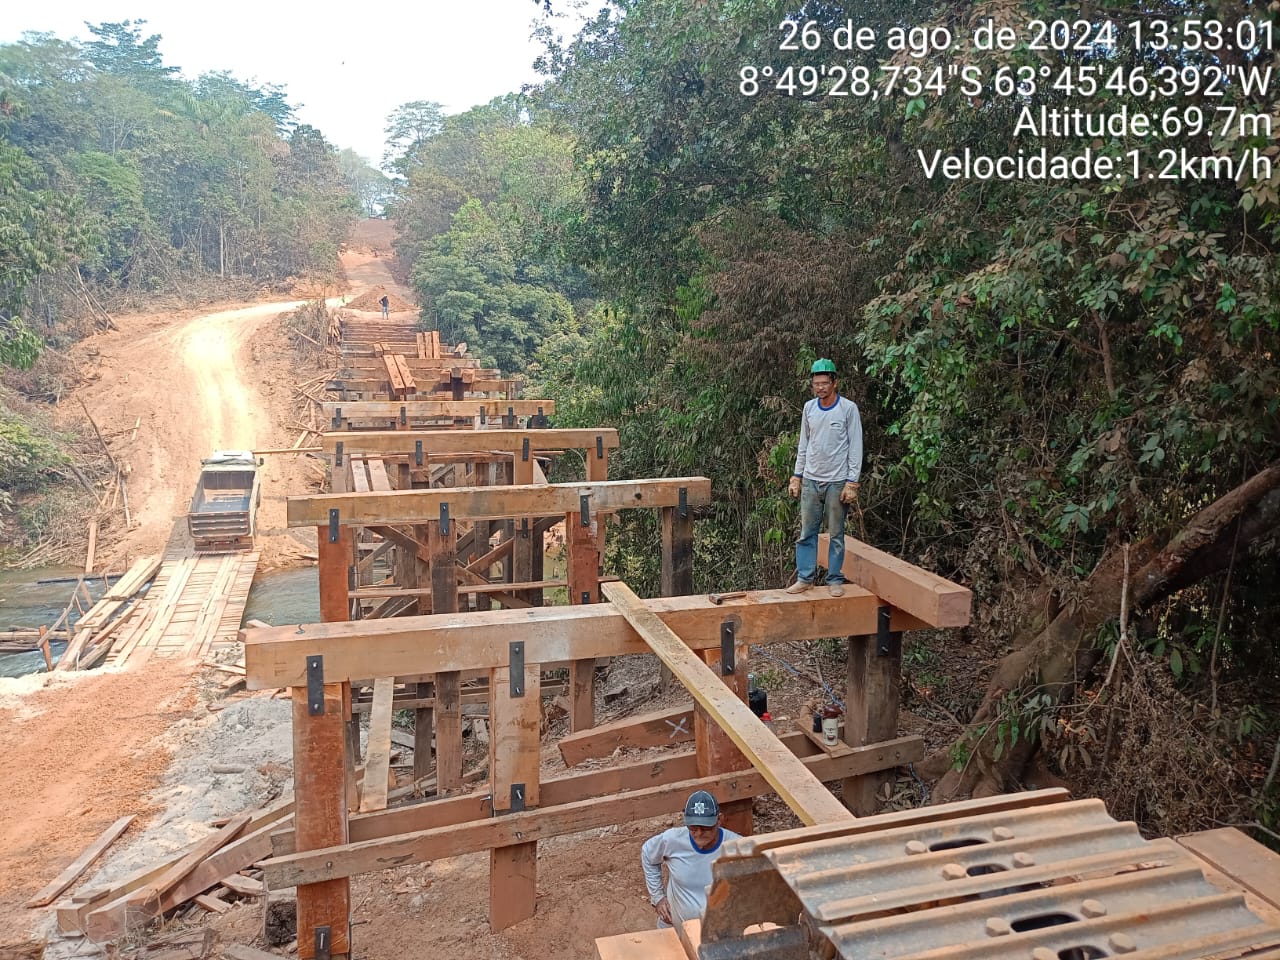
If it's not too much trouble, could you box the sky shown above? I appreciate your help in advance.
[0,0,576,165]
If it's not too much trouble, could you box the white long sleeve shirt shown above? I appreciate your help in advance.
[641,826,741,927]
[793,394,863,483]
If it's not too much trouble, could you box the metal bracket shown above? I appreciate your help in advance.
[581,591,591,605]
[720,620,736,676]
[415,440,423,467]
[510,642,525,696]
[678,486,688,519]
[520,517,530,536]
[331,408,342,430]
[506,406,515,428]
[480,408,487,425]
[314,925,331,960]
[306,656,325,715]
[580,494,591,528]
[327,509,340,544]
[596,435,604,459]
[536,406,545,427]
[334,441,344,467]
[522,437,530,462]
[439,502,450,535]
[399,404,407,426]
[877,605,892,657]
[510,783,526,813]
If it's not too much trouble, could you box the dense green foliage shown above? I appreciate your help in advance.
[0,21,359,366]
[392,0,1280,828]
[387,95,591,375]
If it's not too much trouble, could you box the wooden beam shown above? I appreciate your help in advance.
[843,630,902,815]
[566,509,600,733]
[489,660,541,930]
[287,478,711,528]
[323,428,618,458]
[601,582,853,827]
[818,533,971,628]
[245,588,926,689]
[25,815,134,907]
[428,518,462,792]
[359,679,394,813]
[324,399,554,425]
[295,524,353,959]
[261,742,884,889]
[558,705,694,766]
[271,734,921,855]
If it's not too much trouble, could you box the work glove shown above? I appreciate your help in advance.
[840,482,860,505]
[788,476,802,498]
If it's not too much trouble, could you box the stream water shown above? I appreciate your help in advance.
[0,564,320,679]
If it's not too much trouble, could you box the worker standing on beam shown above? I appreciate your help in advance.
[642,791,742,929]
[787,358,863,597]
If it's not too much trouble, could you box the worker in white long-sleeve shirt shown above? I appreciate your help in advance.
[641,790,742,928]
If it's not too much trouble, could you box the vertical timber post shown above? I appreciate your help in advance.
[842,619,903,815]
[565,506,600,732]
[428,517,462,791]
[292,523,353,958]
[488,653,541,930]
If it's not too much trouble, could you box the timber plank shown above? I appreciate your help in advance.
[82,813,250,940]
[323,428,618,458]
[359,679,395,813]
[1178,827,1280,910]
[324,399,554,425]
[287,477,711,528]
[270,734,921,855]
[25,815,134,907]
[818,532,971,628]
[244,589,927,689]
[558,705,694,766]
[260,745,883,888]
[601,581,853,827]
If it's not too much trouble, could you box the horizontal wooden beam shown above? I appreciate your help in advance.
[287,477,711,528]
[244,588,928,689]
[270,732,921,856]
[322,428,620,458]
[603,581,853,826]
[261,737,912,888]
[818,533,971,629]
[558,705,694,766]
[324,400,554,423]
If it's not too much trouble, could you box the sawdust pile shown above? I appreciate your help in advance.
[346,287,415,312]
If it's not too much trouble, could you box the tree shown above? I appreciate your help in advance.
[338,148,391,217]
[0,143,93,366]
[382,100,445,173]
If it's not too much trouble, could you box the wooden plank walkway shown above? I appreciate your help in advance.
[106,550,259,668]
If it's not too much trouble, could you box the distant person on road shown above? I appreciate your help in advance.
[379,294,390,320]
[787,359,863,597]
[641,790,741,930]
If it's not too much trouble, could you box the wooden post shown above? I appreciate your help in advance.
[488,659,541,930]
[292,525,353,958]
[565,510,600,732]
[661,506,753,836]
[428,518,463,791]
[472,462,493,613]
[842,627,902,815]
[658,505,691,694]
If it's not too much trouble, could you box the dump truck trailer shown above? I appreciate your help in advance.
[187,451,261,552]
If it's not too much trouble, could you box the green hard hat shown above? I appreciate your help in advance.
[810,358,837,376]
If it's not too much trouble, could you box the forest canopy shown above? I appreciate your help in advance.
[391,0,1280,837]
[0,20,364,366]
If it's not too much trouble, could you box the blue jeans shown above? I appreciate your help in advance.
[796,479,846,584]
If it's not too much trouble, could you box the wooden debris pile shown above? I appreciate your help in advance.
[54,554,162,670]
[47,793,291,944]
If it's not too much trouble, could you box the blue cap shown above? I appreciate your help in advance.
[683,790,720,827]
